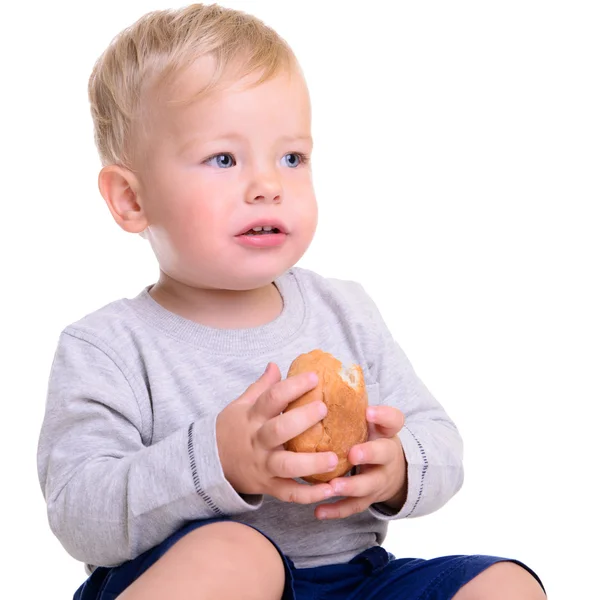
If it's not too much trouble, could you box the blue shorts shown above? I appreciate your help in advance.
[74,518,545,600]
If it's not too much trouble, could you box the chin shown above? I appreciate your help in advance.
[171,245,308,291]
[227,257,301,289]
[220,250,305,291]
[220,268,290,291]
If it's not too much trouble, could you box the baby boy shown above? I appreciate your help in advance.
[37,4,545,599]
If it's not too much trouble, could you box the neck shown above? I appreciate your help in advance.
[149,271,283,329]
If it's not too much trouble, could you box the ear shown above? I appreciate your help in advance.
[98,165,148,234]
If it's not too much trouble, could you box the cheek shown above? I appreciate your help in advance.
[150,175,224,230]
[294,187,318,230]
[172,204,225,252]
[146,193,226,257]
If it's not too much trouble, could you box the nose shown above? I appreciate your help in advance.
[245,168,282,204]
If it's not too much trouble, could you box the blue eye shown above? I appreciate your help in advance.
[205,153,236,168]
[282,153,308,168]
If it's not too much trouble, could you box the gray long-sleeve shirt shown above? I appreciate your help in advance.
[37,268,464,572]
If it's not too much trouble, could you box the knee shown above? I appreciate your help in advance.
[196,521,281,561]
[117,522,286,600]
[185,522,286,589]
[454,561,545,600]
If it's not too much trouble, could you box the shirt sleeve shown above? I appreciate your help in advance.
[37,330,262,568]
[349,284,465,521]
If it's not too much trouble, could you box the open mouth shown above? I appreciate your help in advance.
[243,226,283,235]
[235,223,288,247]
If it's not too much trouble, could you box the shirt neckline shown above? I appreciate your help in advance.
[128,269,306,355]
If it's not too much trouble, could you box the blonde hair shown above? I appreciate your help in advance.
[88,3,297,168]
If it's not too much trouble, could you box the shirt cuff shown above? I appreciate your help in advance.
[368,426,427,521]
[189,415,263,516]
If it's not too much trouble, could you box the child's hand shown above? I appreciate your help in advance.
[216,362,337,504]
[314,405,407,520]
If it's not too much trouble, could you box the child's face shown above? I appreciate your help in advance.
[134,62,317,291]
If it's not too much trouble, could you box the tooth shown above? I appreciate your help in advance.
[263,226,273,231]
[252,227,263,232]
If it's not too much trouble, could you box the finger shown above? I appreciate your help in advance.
[348,437,398,467]
[366,405,405,438]
[251,371,319,421]
[240,363,282,405]
[315,496,372,520]
[266,448,338,479]
[258,399,328,449]
[270,478,335,505]
[328,468,385,499]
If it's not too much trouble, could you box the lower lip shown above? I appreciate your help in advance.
[234,232,288,248]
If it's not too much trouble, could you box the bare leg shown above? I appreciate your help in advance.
[117,522,286,600]
[453,561,545,599]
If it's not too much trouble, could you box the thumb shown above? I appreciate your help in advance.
[240,362,281,404]
[367,406,405,439]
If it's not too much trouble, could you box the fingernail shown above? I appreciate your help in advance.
[318,402,328,418]
[318,511,330,520]
[328,453,338,469]
[355,450,364,463]
[308,372,319,385]
[323,487,334,497]
[367,407,376,420]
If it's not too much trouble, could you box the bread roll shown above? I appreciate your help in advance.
[283,349,369,483]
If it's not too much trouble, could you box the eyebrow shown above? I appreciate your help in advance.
[277,134,313,144]
[214,134,313,145]
[181,133,313,149]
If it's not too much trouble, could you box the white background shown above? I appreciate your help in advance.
[2,1,598,597]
